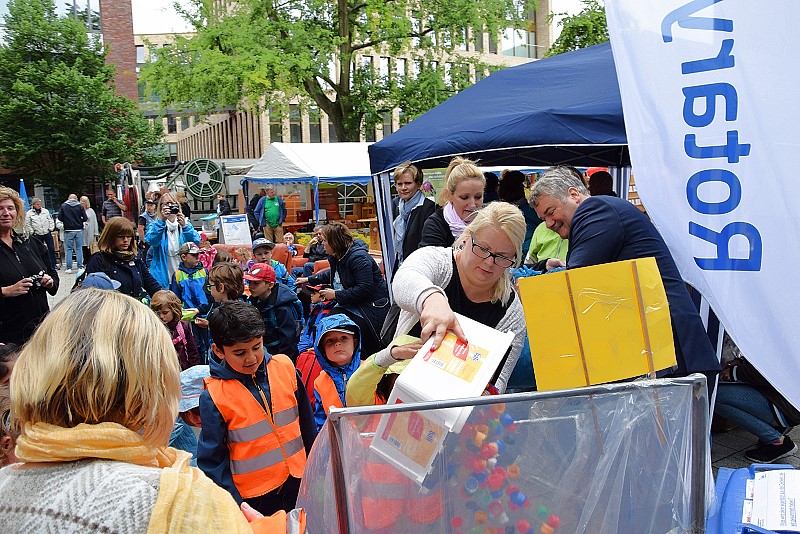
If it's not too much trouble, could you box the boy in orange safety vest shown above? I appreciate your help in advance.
[197,301,317,516]
[311,314,362,431]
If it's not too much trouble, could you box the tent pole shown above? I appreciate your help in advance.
[373,171,396,292]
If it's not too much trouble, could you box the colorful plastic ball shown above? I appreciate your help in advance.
[500,413,515,427]
[507,465,520,479]
[489,501,503,516]
[474,510,489,524]
[546,514,560,529]
[540,524,554,534]
[472,458,487,472]
[451,516,464,528]
[480,442,499,459]
[464,477,479,495]
[515,519,531,533]
[488,473,505,491]
[509,491,527,507]
[537,505,549,519]
[505,484,519,496]
[475,470,488,484]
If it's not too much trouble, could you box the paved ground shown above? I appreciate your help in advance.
[49,269,797,479]
[712,424,800,477]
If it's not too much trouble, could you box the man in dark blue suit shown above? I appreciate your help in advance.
[530,166,720,378]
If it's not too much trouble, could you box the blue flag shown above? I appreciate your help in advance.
[19,179,30,211]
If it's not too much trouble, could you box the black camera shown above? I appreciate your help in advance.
[169,205,181,214]
[29,271,44,289]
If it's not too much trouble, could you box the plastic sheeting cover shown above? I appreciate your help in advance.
[298,377,711,534]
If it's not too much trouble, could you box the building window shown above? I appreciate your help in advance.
[168,143,178,163]
[135,45,145,73]
[488,31,497,54]
[395,58,407,85]
[309,106,322,143]
[289,104,302,143]
[328,119,338,143]
[167,115,177,134]
[180,116,190,131]
[379,57,390,81]
[473,28,483,52]
[502,28,536,59]
[269,107,283,142]
[364,124,376,143]
[382,112,393,136]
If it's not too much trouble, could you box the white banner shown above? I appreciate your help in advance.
[606,0,800,409]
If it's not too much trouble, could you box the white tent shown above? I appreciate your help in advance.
[243,142,373,221]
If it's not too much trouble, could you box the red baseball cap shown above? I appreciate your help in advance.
[243,263,276,283]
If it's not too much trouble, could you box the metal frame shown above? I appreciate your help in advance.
[326,375,709,534]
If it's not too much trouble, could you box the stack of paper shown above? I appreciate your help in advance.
[750,469,800,531]
[370,313,514,483]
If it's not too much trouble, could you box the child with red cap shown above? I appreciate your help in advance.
[244,263,303,362]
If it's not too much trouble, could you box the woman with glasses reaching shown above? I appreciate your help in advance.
[85,217,161,299]
[390,201,527,392]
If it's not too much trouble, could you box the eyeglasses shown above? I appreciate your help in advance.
[206,283,216,290]
[469,233,516,268]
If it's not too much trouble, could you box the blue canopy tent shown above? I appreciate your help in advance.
[369,42,628,283]
[242,142,373,222]
[369,42,627,175]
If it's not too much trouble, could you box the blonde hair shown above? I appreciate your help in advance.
[80,196,91,209]
[0,186,25,230]
[11,289,180,447]
[97,217,137,255]
[150,290,183,321]
[456,202,526,304]
[393,160,423,185]
[175,191,188,203]
[438,156,485,205]
[156,192,177,215]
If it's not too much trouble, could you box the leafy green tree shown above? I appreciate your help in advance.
[546,0,607,57]
[0,0,164,192]
[141,0,537,141]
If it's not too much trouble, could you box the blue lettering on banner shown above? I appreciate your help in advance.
[662,0,762,271]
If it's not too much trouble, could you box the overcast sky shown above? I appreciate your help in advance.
[131,0,193,35]
[131,0,586,36]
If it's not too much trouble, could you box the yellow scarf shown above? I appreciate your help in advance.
[15,422,285,533]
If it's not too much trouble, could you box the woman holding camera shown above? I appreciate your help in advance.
[85,217,161,298]
[146,192,201,289]
[0,187,59,344]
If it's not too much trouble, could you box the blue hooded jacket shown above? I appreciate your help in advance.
[196,347,316,504]
[145,219,201,289]
[312,314,362,430]
[170,263,209,313]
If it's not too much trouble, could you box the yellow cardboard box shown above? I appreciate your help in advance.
[517,257,677,391]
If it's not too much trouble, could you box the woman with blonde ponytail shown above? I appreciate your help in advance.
[419,156,486,248]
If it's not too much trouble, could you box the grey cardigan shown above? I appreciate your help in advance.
[391,245,526,392]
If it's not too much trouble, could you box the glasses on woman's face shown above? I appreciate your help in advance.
[206,283,216,291]
[469,233,516,268]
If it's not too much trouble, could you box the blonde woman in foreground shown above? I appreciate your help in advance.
[0,289,304,533]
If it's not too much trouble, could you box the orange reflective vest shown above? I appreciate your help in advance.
[358,405,443,529]
[205,354,307,499]
[314,371,344,415]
